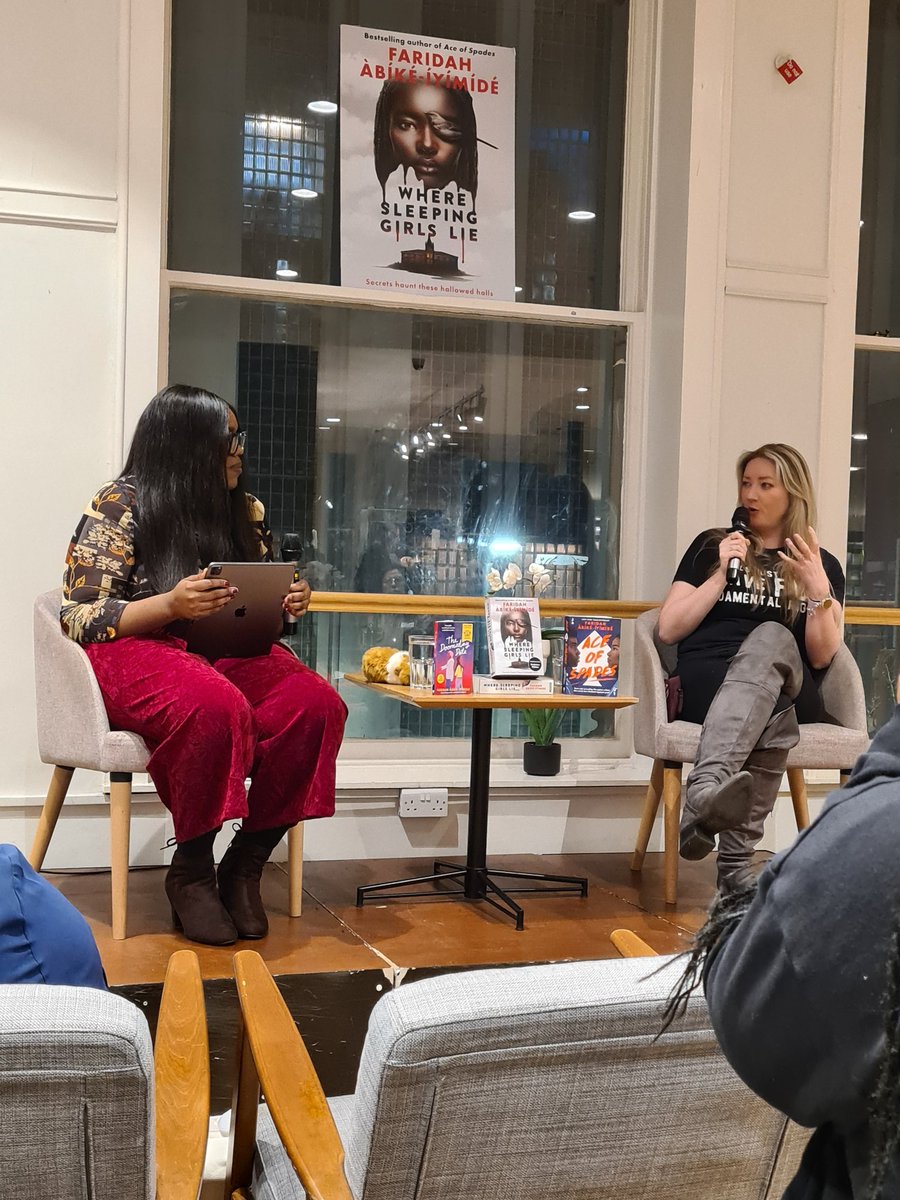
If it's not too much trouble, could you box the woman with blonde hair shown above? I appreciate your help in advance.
[657,443,844,892]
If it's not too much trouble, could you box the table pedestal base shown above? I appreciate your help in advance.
[355,861,588,931]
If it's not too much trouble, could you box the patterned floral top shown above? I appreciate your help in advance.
[61,475,273,643]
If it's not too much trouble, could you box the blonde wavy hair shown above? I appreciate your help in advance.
[711,443,817,623]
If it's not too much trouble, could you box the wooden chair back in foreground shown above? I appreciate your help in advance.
[226,949,806,1200]
[610,928,659,957]
[31,588,304,936]
[630,608,870,904]
[0,948,208,1200]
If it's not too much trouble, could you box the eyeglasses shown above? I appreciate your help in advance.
[227,430,248,454]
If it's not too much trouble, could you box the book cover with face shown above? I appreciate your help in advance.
[340,24,516,300]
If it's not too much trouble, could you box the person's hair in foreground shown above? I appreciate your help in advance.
[373,80,479,200]
[123,384,260,591]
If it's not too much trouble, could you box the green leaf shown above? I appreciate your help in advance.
[521,707,564,746]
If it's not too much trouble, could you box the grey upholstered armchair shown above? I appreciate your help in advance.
[31,588,304,937]
[630,608,871,903]
[0,949,208,1200]
[226,950,807,1200]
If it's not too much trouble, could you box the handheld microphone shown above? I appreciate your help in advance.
[726,506,751,587]
[280,532,303,634]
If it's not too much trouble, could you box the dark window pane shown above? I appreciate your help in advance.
[169,290,625,739]
[168,0,628,309]
[857,0,900,335]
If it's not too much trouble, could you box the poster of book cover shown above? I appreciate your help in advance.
[339,24,516,300]
[433,620,474,694]
[485,597,544,678]
[563,617,621,696]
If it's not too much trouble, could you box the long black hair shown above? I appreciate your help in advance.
[122,384,261,592]
[373,80,478,201]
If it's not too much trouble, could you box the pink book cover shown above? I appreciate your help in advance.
[433,620,475,694]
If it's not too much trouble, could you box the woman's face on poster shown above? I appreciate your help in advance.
[389,84,463,189]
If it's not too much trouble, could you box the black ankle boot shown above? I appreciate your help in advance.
[165,830,238,946]
[217,825,288,939]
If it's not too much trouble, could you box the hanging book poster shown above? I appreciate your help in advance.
[339,24,516,300]
[563,616,621,697]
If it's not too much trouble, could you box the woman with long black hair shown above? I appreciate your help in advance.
[61,385,346,945]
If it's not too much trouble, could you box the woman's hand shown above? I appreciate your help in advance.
[283,578,311,619]
[717,531,749,577]
[166,572,237,621]
[778,528,832,600]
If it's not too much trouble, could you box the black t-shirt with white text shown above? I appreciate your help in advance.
[673,530,846,667]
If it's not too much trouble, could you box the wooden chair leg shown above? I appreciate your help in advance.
[29,765,74,870]
[109,772,133,940]
[630,759,664,872]
[787,767,809,831]
[288,823,304,918]
[662,765,683,906]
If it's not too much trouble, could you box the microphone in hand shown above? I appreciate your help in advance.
[726,506,751,586]
[280,533,303,632]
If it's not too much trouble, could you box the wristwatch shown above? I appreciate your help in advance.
[806,596,833,611]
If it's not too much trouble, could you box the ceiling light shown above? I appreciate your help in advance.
[576,386,589,393]
[458,425,469,431]
[448,441,458,446]
[442,433,451,439]
[326,417,341,423]
[325,500,333,509]
[401,453,409,460]
[431,422,442,428]
[318,425,330,430]
[514,285,523,293]
[850,466,863,472]
[400,444,408,454]
[473,415,484,422]
[852,432,868,441]
[291,187,318,199]
[568,210,596,221]
[412,435,420,446]
[275,260,298,279]
[575,404,590,411]
[308,100,338,114]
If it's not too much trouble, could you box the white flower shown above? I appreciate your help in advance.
[531,571,553,596]
[502,563,522,589]
[526,562,543,579]
[486,568,503,594]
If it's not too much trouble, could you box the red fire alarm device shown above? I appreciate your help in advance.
[776,58,803,84]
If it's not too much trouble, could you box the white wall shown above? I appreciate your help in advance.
[0,0,872,867]
[0,1,123,811]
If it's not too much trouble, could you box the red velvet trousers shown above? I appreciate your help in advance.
[84,636,347,843]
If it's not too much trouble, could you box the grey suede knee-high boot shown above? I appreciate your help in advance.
[680,624,803,862]
[715,705,799,892]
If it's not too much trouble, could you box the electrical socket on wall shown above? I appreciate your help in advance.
[398,788,449,817]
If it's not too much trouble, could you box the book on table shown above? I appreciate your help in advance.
[484,597,545,678]
[433,620,475,694]
[562,616,621,696]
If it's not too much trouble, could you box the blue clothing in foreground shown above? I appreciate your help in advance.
[0,844,106,988]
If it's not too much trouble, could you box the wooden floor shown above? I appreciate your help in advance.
[48,849,751,986]
[49,850,765,1107]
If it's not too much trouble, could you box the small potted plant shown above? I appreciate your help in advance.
[521,708,563,776]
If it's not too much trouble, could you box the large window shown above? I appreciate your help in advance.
[166,0,633,747]
[848,0,900,727]
[169,290,627,737]
[169,0,629,309]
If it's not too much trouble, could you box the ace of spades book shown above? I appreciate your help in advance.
[562,616,621,696]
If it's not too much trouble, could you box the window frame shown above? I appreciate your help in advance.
[121,0,659,773]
